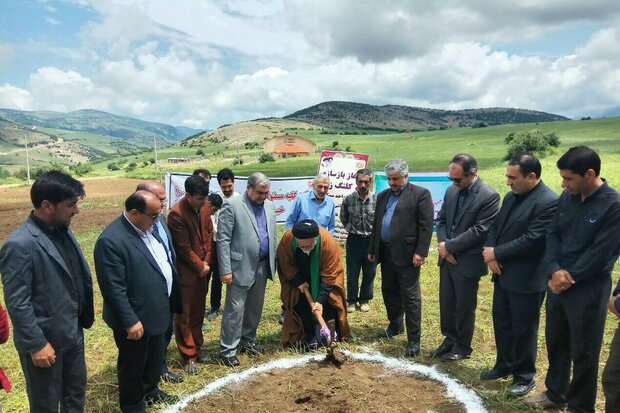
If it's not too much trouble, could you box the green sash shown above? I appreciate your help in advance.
[292,235,321,300]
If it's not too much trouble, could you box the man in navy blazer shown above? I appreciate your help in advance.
[94,190,182,412]
[0,171,94,412]
[434,153,500,361]
[480,154,557,397]
[368,159,434,357]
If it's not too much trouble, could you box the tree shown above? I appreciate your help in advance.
[70,162,93,176]
[504,129,560,160]
[259,153,275,163]
[332,140,339,148]
[196,148,204,155]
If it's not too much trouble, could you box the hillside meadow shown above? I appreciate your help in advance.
[75,116,620,181]
[0,118,619,411]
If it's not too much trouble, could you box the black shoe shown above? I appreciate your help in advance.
[221,355,240,367]
[508,380,536,397]
[183,360,198,375]
[161,370,184,384]
[405,341,420,357]
[196,353,209,364]
[239,343,263,357]
[429,342,453,358]
[145,389,180,405]
[377,327,403,339]
[441,351,470,362]
[480,368,510,380]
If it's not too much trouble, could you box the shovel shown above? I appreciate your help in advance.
[302,288,345,367]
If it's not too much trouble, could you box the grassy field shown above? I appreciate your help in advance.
[1,118,620,411]
[0,170,619,411]
[73,116,620,182]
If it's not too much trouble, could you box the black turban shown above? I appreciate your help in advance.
[292,219,319,239]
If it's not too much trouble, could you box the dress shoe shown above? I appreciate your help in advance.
[183,360,198,375]
[145,389,180,405]
[377,327,403,339]
[221,355,240,367]
[480,368,510,380]
[359,302,370,312]
[239,343,263,357]
[441,351,470,362]
[206,308,221,322]
[523,391,566,409]
[508,380,536,397]
[405,341,420,357]
[161,370,184,384]
[429,342,453,358]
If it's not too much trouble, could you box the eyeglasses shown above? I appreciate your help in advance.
[447,175,464,184]
[138,210,161,220]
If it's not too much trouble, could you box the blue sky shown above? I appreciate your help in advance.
[1,0,619,129]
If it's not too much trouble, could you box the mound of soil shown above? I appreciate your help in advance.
[184,360,466,413]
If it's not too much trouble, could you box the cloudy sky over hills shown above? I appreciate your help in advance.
[0,0,619,129]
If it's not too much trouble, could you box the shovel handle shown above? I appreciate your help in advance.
[302,288,328,330]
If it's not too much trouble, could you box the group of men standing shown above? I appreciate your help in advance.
[0,145,619,413]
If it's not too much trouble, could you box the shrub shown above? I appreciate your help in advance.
[259,153,275,163]
[504,129,561,160]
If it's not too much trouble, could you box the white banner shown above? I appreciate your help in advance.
[165,173,313,223]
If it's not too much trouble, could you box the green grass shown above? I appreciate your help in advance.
[1,118,620,411]
[0,217,618,411]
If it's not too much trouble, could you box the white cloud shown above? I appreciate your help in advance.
[0,84,34,110]
[45,17,60,25]
[3,0,620,127]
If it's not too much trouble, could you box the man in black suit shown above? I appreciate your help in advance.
[480,154,557,397]
[137,181,183,384]
[0,171,94,412]
[368,159,434,357]
[94,190,182,412]
[434,153,500,361]
[525,146,620,413]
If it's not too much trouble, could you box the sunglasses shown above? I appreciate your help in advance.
[447,175,464,184]
[138,210,161,220]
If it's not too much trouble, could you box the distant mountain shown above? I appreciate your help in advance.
[0,108,187,144]
[175,125,207,137]
[284,101,569,131]
[601,106,620,118]
[0,108,189,172]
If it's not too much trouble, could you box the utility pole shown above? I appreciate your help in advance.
[25,126,36,186]
[237,139,241,165]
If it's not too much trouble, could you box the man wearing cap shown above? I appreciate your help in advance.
[277,220,350,349]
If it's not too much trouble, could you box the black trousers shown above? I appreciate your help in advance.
[380,244,421,343]
[19,334,86,413]
[492,283,544,384]
[113,329,165,413]
[207,242,222,310]
[544,276,610,413]
[161,312,174,374]
[439,264,480,355]
[345,234,376,304]
[603,321,620,413]
[294,296,337,345]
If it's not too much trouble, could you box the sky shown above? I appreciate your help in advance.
[0,0,619,129]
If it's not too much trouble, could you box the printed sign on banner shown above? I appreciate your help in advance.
[165,173,312,223]
[317,151,369,242]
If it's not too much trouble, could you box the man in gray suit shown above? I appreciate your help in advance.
[217,172,277,367]
[0,170,94,412]
[434,153,500,361]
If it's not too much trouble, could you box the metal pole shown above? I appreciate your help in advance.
[25,133,31,186]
